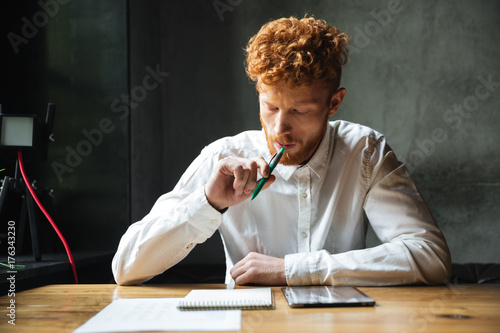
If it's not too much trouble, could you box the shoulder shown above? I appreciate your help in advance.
[328,120,387,158]
[329,121,400,186]
[329,120,384,144]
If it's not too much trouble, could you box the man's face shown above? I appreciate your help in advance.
[259,81,344,165]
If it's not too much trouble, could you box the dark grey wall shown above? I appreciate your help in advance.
[1,1,129,253]
[130,0,500,265]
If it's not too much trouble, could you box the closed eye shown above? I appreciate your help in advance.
[264,103,279,111]
[293,108,309,114]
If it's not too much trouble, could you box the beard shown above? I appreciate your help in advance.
[260,115,326,166]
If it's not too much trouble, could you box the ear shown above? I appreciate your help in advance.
[328,88,346,117]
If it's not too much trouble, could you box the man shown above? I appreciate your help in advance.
[112,16,451,286]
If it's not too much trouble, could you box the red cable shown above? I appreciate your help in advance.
[17,150,78,284]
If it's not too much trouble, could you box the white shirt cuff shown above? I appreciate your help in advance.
[185,186,223,237]
[284,252,319,285]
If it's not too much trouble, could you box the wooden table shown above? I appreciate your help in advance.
[1,284,499,332]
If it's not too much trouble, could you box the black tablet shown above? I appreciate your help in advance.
[281,286,375,308]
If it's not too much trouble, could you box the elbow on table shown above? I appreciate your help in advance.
[418,244,452,285]
[112,261,130,286]
[112,266,149,286]
[114,276,145,286]
[424,260,451,285]
[111,253,144,286]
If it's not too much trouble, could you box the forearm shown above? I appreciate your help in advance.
[112,187,222,285]
[285,237,450,286]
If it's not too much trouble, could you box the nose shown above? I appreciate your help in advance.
[274,110,292,136]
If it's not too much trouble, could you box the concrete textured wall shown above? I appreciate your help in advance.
[144,0,499,265]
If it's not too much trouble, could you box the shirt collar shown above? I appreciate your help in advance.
[259,124,331,182]
[304,123,331,179]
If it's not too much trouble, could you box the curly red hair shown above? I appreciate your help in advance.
[245,16,349,92]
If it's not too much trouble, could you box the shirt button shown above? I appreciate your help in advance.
[302,192,308,199]
[186,243,194,249]
[301,232,308,238]
[211,219,218,224]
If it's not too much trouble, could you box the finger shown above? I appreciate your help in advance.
[218,157,240,176]
[234,271,251,286]
[230,262,247,282]
[243,161,259,194]
[219,157,271,197]
[230,252,258,284]
[229,258,244,275]
[261,175,276,191]
[232,165,249,196]
[232,265,255,286]
[233,160,261,196]
[230,265,244,281]
[253,156,271,178]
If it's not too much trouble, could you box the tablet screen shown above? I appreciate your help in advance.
[281,286,375,308]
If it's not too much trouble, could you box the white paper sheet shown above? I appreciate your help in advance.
[73,298,241,332]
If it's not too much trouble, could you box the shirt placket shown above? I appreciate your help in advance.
[297,166,311,253]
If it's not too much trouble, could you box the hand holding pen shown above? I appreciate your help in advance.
[251,147,285,200]
[204,152,282,211]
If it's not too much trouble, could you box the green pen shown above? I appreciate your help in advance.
[251,147,285,200]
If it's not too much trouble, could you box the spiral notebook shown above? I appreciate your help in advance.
[177,288,274,310]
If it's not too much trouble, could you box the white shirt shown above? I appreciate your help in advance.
[112,120,451,286]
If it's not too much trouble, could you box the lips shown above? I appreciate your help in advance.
[275,142,296,151]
